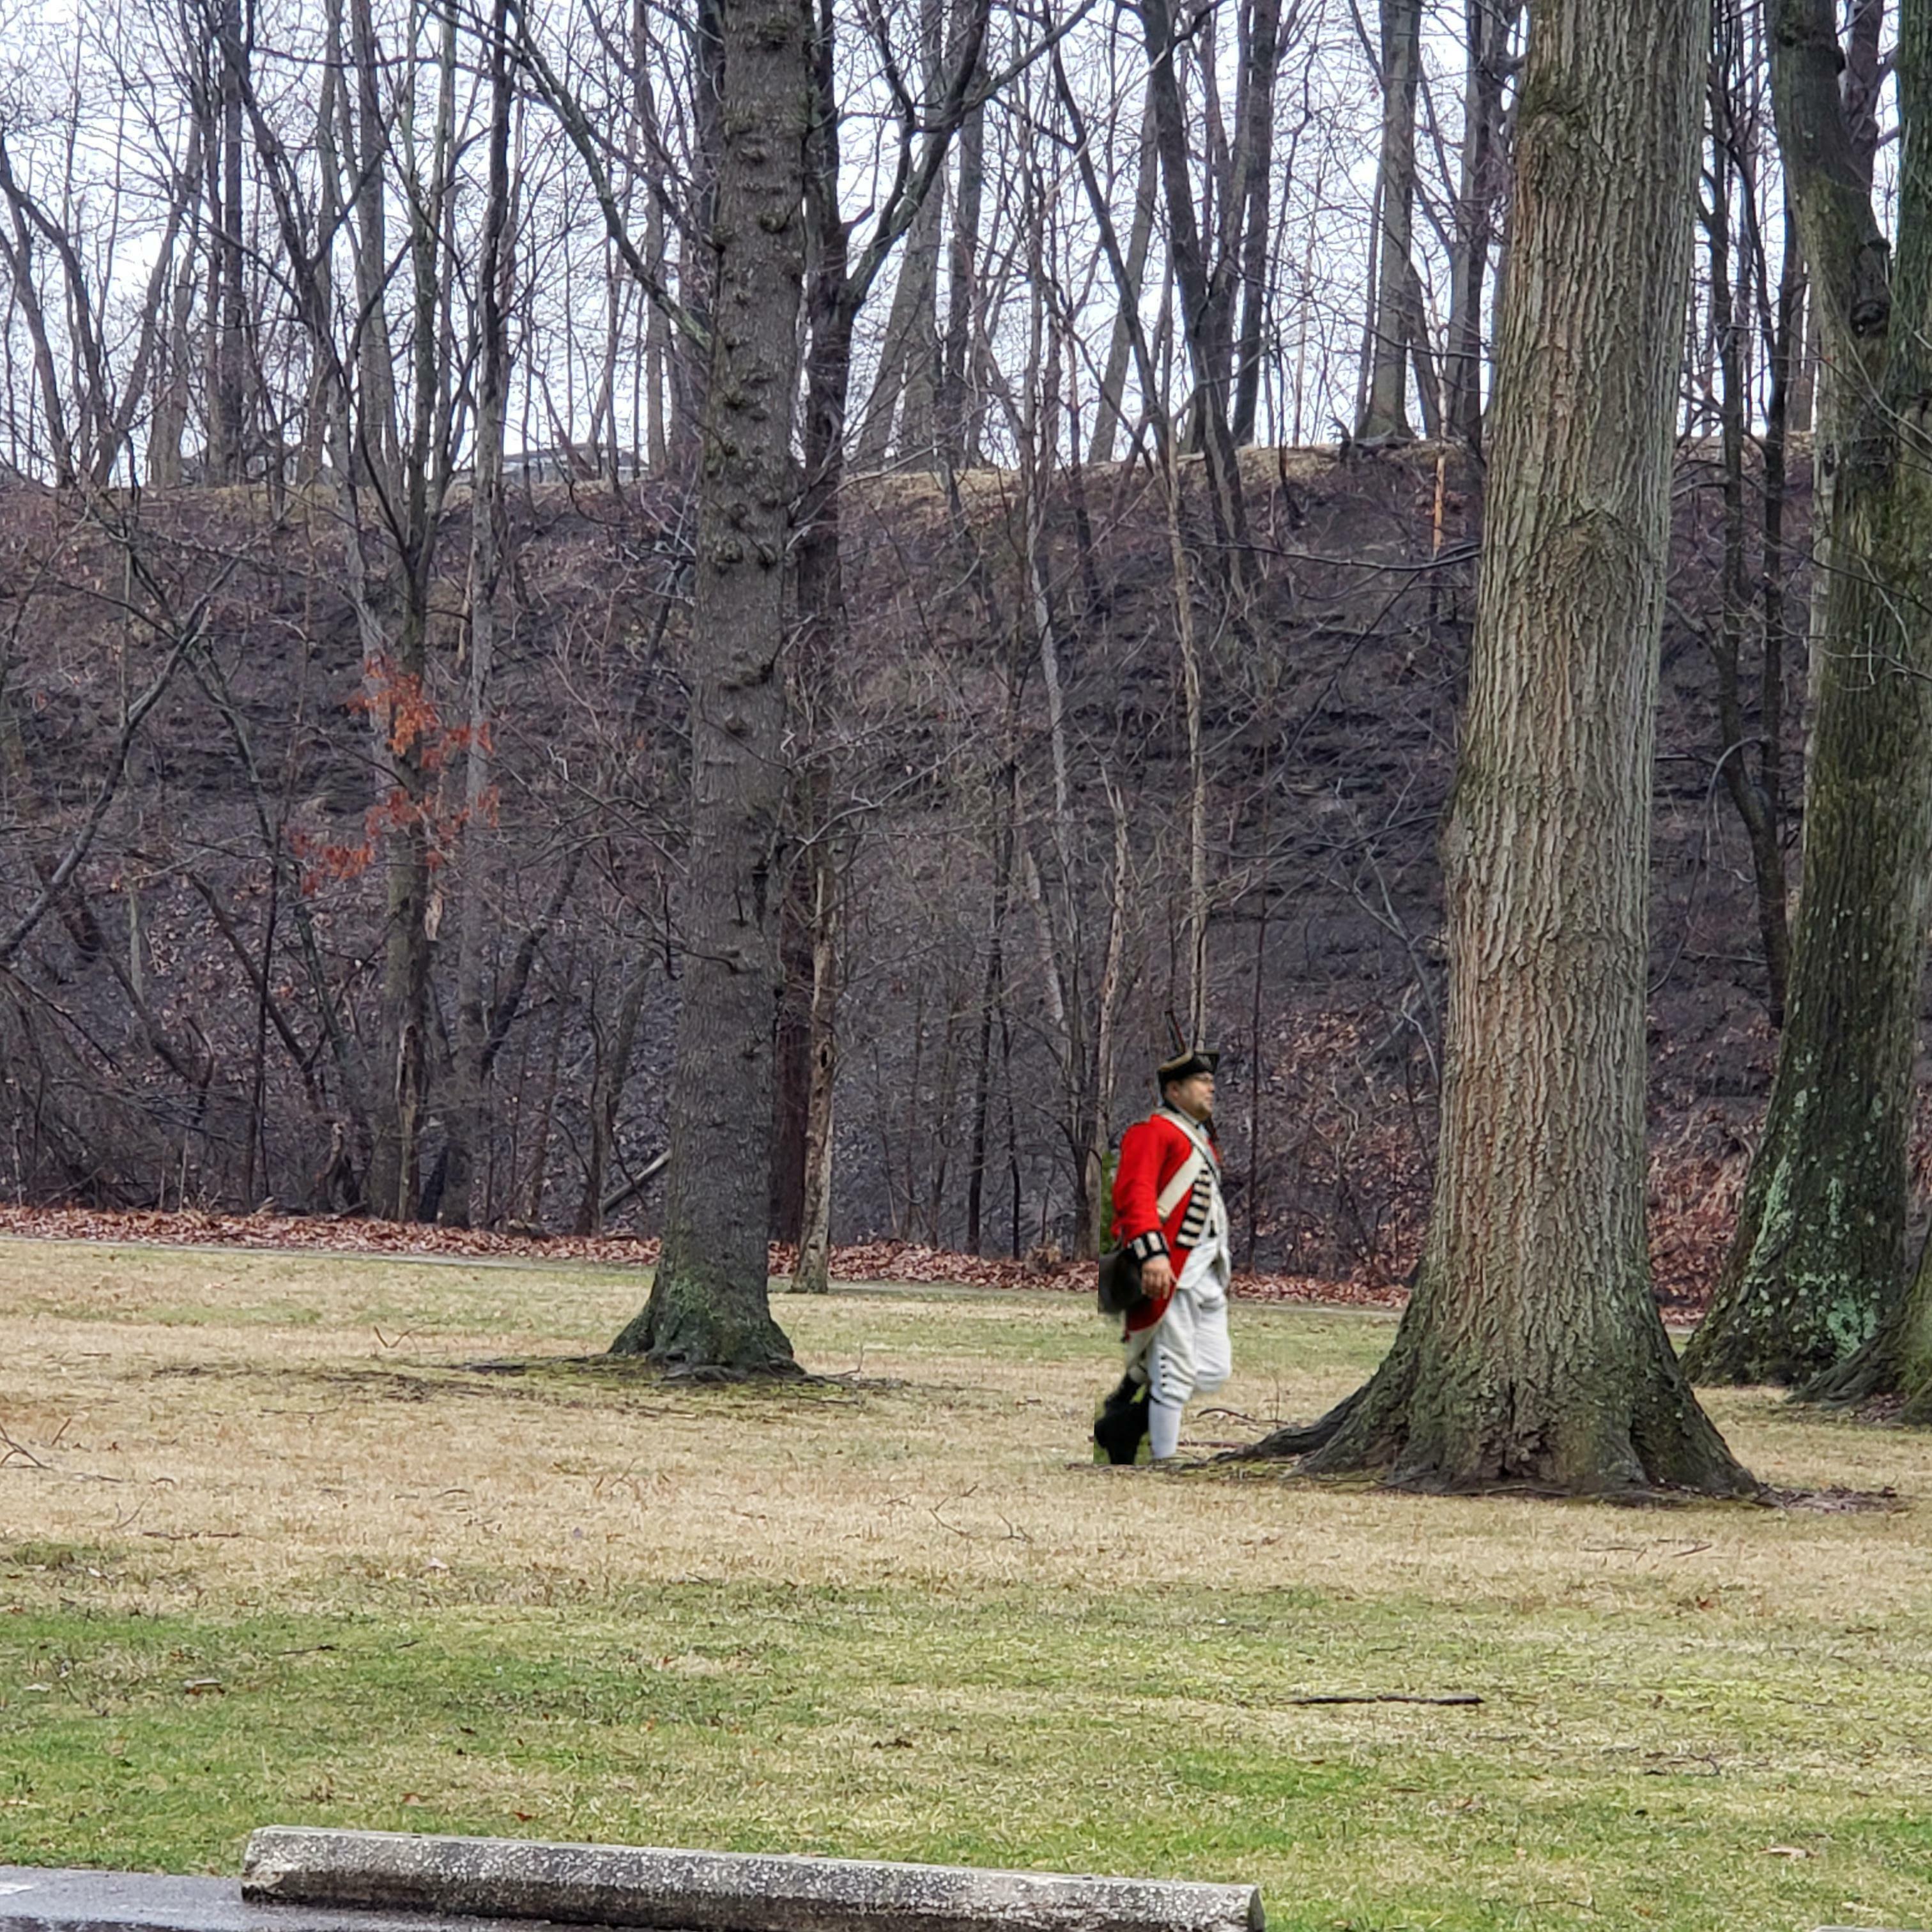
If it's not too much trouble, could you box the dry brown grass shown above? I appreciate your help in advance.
[4,1235,1929,1620]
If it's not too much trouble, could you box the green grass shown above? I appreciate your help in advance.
[2,1238,1929,1931]
[6,1577,1929,1928]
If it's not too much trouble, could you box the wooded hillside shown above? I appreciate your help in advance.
[0,440,1847,1298]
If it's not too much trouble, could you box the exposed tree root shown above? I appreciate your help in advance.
[463,1353,811,1384]
[1217,1387,1360,1461]
[1222,1303,1754,1499]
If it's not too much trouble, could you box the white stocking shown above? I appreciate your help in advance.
[1149,1395,1183,1460]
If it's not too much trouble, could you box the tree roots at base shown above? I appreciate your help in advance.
[1225,1326,1756,1500]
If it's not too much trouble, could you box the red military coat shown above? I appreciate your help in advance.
[1110,1107,1222,1333]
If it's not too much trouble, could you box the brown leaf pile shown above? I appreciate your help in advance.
[0,1204,1401,1307]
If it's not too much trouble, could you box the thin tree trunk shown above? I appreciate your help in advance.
[965,732,1018,1255]
[938,29,986,470]
[790,852,841,1292]
[441,0,513,1227]
[853,0,946,470]
[298,0,342,484]
[365,8,458,1223]
[771,0,987,1243]
[215,0,247,481]
[1167,440,1209,1042]
[1137,0,1252,595]
[767,0,854,1250]
[769,879,813,1243]
[147,144,202,488]
[1082,782,1130,1255]
[1443,0,1519,445]
[1091,91,1158,466]
[0,182,75,485]
[1359,0,1423,441]
[1702,27,1790,1027]
[578,958,651,1234]
[1229,0,1282,445]
[636,0,670,473]
[347,0,398,483]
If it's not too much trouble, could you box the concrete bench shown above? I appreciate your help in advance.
[4,1836,1263,1932]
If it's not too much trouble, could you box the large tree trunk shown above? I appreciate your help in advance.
[1259,0,1751,1496]
[609,0,809,1376]
[1811,1208,1932,1419]
[1683,0,1932,1389]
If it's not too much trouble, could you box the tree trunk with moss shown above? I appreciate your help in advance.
[1252,0,1751,1496]
[1683,0,1932,1390]
[609,0,810,1374]
[1810,1223,1932,1419]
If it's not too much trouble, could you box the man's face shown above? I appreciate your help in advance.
[1165,1072,1215,1121]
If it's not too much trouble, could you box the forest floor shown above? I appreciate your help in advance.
[2,1238,1928,1932]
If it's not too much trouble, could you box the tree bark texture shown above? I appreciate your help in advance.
[1685,0,1932,1388]
[609,0,810,1375]
[1275,0,1751,1495]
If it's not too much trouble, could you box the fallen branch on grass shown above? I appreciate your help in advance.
[1288,1692,1483,1707]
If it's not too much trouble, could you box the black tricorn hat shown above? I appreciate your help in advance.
[1157,1047,1220,1087]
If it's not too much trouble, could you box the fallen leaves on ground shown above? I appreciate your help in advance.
[0,1204,1404,1308]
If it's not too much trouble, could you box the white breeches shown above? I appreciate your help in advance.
[1144,1287,1232,1409]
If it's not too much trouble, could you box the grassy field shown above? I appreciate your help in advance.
[2,1237,1929,1932]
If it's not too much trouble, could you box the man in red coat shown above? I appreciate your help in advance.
[1101,1046,1232,1462]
